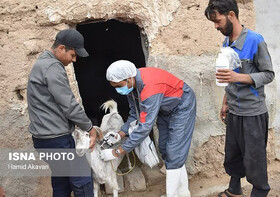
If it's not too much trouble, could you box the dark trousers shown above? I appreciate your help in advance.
[224,113,270,197]
[32,134,94,197]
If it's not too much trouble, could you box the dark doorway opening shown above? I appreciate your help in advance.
[74,19,146,126]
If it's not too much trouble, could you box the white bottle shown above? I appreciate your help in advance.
[216,53,229,86]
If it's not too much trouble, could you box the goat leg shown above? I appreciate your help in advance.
[94,181,99,197]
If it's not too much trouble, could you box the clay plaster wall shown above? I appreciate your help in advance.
[0,0,277,196]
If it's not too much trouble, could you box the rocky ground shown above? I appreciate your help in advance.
[35,159,280,197]
[116,160,280,197]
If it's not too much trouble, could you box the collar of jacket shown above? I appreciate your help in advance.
[223,26,248,50]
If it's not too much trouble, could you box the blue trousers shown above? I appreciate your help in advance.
[157,85,196,169]
[32,134,94,197]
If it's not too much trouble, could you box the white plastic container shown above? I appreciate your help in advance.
[216,53,229,86]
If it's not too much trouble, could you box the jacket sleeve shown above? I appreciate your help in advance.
[121,94,138,135]
[121,93,164,153]
[44,63,92,131]
[250,41,275,88]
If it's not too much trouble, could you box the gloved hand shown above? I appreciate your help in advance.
[103,131,121,146]
[100,149,117,161]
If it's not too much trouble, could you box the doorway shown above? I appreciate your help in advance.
[74,19,146,125]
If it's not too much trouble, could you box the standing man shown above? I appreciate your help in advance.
[27,29,97,197]
[100,60,196,197]
[205,1,274,196]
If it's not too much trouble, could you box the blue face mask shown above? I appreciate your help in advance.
[115,80,134,95]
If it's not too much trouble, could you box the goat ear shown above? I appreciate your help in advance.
[93,126,103,140]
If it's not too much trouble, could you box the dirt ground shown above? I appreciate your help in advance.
[117,160,280,197]
[35,159,280,197]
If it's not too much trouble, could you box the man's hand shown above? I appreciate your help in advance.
[103,131,121,146]
[220,104,228,124]
[216,69,254,84]
[88,127,97,151]
[220,94,228,124]
[100,149,117,161]
[216,69,239,83]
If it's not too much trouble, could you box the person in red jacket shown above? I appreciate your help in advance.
[100,60,196,197]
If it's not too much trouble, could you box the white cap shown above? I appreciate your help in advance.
[106,60,137,82]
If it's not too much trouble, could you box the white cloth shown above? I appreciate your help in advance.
[106,60,137,82]
[128,120,159,168]
[220,47,241,70]
[100,149,117,161]
[166,164,191,197]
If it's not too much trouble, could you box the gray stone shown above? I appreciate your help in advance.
[140,164,165,186]
[124,166,146,191]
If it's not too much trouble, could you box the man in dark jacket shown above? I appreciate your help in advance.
[27,29,96,197]
[205,0,274,196]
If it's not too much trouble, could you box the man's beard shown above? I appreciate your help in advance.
[218,16,233,36]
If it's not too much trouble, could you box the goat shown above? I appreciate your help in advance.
[72,99,130,197]
[100,100,132,169]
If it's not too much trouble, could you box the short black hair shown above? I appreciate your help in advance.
[51,41,74,51]
[205,0,239,21]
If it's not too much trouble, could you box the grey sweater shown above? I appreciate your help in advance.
[27,51,92,138]
[223,27,274,116]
